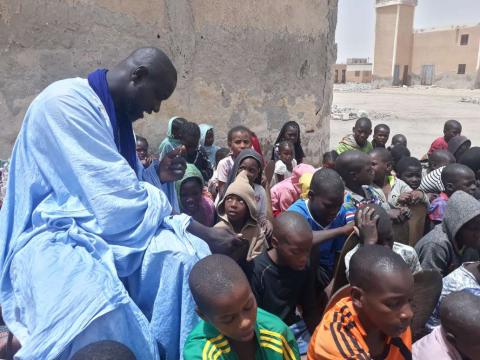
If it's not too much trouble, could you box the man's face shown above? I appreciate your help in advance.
[457,216,480,250]
[125,68,176,122]
[374,128,390,147]
[179,179,202,215]
[308,191,343,226]
[202,284,258,343]
[136,141,148,160]
[399,166,422,190]
[354,270,414,338]
[353,125,372,147]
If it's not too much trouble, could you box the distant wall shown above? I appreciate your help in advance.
[0,0,338,164]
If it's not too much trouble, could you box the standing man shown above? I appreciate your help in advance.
[0,48,243,359]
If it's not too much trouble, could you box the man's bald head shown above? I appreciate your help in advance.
[108,47,177,122]
[273,211,312,245]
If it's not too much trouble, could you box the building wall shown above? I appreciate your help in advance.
[0,0,338,163]
[332,64,347,83]
[411,25,480,87]
[373,5,398,78]
[393,4,415,84]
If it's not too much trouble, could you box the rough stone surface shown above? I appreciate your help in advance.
[0,0,337,164]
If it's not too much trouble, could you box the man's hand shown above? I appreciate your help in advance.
[355,206,379,245]
[158,146,187,183]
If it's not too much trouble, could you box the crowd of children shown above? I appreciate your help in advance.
[2,114,480,359]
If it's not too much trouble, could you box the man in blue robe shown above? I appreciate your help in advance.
[0,48,244,360]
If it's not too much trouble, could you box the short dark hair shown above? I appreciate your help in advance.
[441,163,475,185]
[440,290,480,338]
[227,126,251,143]
[335,150,370,180]
[322,150,338,163]
[369,148,393,163]
[182,121,201,143]
[355,204,392,245]
[390,145,411,168]
[310,168,344,197]
[395,156,421,176]
[444,119,462,131]
[278,140,294,153]
[374,124,390,133]
[189,254,250,314]
[71,341,136,360]
[349,245,410,292]
[136,135,148,146]
[354,117,372,129]
[215,148,230,166]
[273,211,312,243]
[429,150,455,165]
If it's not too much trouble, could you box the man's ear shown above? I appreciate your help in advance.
[195,306,208,322]
[350,170,358,182]
[131,66,149,84]
[386,161,393,173]
[308,190,315,201]
[271,236,280,249]
[445,182,455,194]
[351,286,365,309]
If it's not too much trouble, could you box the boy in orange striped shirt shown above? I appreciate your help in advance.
[308,245,414,360]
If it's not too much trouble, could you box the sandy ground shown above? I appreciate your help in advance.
[330,85,480,158]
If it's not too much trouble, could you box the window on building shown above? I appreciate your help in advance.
[460,34,469,45]
[355,71,360,77]
[458,64,466,74]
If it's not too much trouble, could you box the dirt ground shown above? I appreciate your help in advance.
[330,85,480,158]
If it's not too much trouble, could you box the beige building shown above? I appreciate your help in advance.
[333,59,372,84]
[373,0,480,88]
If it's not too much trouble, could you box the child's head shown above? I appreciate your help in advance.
[189,254,257,342]
[235,149,263,185]
[396,156,422,189]
[278,141,295,166]
[170,116,187,141]
[369,148,393,185]
[228,126,252,158]
[322,150,338,169]
[199,124,215,147]
[445,191,480,251]
[182,122,201,157]
[278,121,301,145]
[335,150,375,188]
[355,204,394,247]
[442,164,477,197]
[447,135,471,160]
[443,119,462,142]
[440,290,480,359]
[308,168,345,225]
[135,135,149,161]
[373,124,390,147]
[176,164,204,215]
[428,150,455,172]
[352,117,372,147]
[71,341,135,360]
[349,245,414,338]
[459,147,480,180]
[391,134,407,148]
[390,144,411,171]
[271,211,313,271]
[220,171,257,228]
[215,147,230,167]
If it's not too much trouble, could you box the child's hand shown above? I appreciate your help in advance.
[158,146,187,183]
[261,220,274,239]
[410,190,424,204]
[355,207,379,245]
[397,192,412,205]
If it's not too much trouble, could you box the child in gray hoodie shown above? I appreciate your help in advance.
[415,191,480,276]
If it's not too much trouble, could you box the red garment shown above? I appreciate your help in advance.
[250,133,265,165]
[428,136,448,156]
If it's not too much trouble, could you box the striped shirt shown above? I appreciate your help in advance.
[307,297,412,360]
[419,167,445,194]
[183,308,300,359]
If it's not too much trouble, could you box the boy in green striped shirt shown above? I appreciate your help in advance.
[184,254,300,360]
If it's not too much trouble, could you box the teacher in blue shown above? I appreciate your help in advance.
[0,47,244,359]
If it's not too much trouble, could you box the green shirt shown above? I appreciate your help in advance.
[336,134,373,154]
[183,308,300,360]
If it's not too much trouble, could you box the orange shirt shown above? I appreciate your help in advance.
[307,296,412,360]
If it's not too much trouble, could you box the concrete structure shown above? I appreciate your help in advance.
[0,0,339,163]
[373,0,480,88]
[333,64,347,83]
[346,58,372,83]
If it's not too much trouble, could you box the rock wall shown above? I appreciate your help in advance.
[0,0,338,163]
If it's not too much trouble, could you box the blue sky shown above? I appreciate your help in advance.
[336,0,480,63]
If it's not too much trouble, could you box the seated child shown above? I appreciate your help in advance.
[395,157,423,191]
[135,135,152,168]
[199,124,220,167]
[429,164,477,223]
[372,123,390,148]
[222,149,273,239]
[447,135,471,161]
[184,254,300,359]
[217,126,252,197]
[250,212,321,355]
[215,171,266,261]
[321,150,338,169]
[416,191,480,276]
[427,119,462,156]
[288,168,355,288]
[176,164,215,227]
[158,116,187,159]
[345,204,422,275]
[271,121,305,164]
[335,150,383,209]
[413,290,480,360]
[181,121,213,182]
[370,148,427,223]
[427,150,455,173]
[389,134,408,149]
[308,245,414,359]
[272,141,297,185]
[270,164,315,217]
[71,341,135,360]
[427,261,480,330]
[336,117,373,154]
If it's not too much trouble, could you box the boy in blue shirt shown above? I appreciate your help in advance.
[288,168,355,288]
